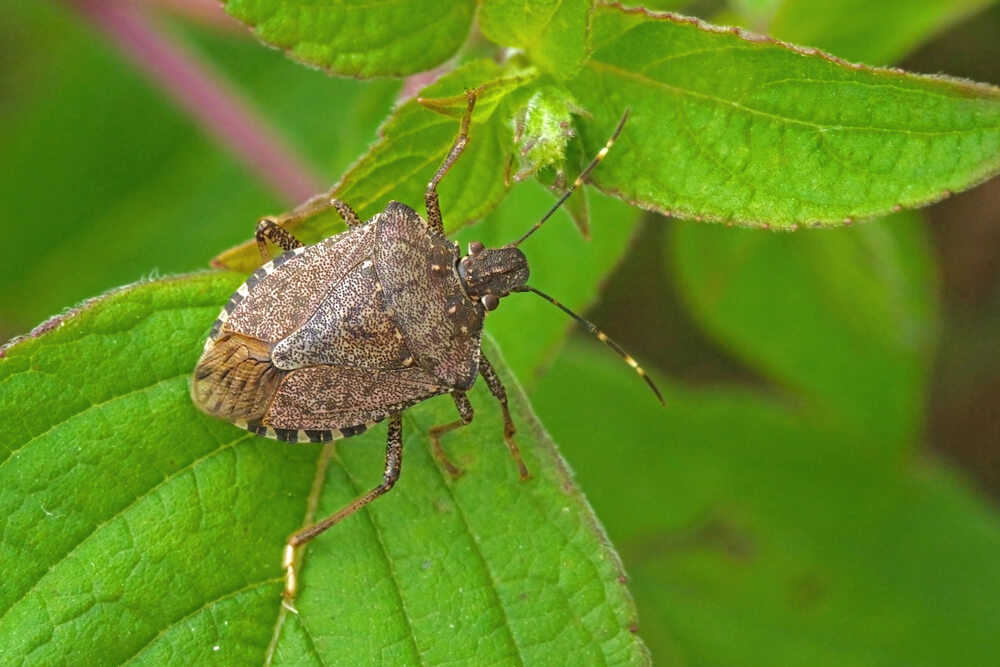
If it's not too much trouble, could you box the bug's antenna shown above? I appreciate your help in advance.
[511,109,630,248]
[515,285,664,405]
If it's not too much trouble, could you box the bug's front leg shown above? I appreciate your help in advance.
[283,414,403,603]
[424,92,476,234]
[479,355,531,481]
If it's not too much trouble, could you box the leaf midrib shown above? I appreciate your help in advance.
[318,444,426,665]
[402,412,528,666]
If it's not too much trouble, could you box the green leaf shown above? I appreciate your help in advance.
[669,211,938,449]
[479,0,595,79]
[0,274,648,664]
[534,339,1000,665]
[768,0,999,65]
[221,0,476,78]
[565,4,1000,228]
[215,59,540,273]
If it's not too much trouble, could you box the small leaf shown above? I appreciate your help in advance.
[565,4,1000,228]
[0,274,648,663]
[508,86,584,183]
[214,60,540,272]
[479,0,595,78]
[222,0,476,78]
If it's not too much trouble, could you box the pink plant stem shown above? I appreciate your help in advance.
[68,0,326,205]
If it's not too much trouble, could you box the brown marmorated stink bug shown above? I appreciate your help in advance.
[191,93,663,601]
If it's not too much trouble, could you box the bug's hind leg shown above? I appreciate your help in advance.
[283,414,403,602]
[479,355,531,480]
[425,92,476,234]
[256,196,364,260]
[330,199,362,227]
[428,391,474,479]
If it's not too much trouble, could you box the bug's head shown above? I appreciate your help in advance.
[457,242,529,311]
[454,108,664,405]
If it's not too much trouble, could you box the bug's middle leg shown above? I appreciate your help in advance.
[425,92,476,234]
[479,354,531,480]
[428,391,473,479]
[283,414,403,601]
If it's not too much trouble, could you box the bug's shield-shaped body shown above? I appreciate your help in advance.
[192,201,486,443]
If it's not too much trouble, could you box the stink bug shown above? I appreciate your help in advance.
[191,93,663,600]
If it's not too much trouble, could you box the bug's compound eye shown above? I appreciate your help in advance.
[468,241,485,256]
[482,294,500,311]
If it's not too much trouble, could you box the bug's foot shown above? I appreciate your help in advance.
[505,434,531,481]
[429,436,465,479]
[438,456,464,480]
[283,543,300,609]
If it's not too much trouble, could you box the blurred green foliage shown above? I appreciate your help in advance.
[535,339,1000,666]
[2,0,999,664]
[0,2,399,338]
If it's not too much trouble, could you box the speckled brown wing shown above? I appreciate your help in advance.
[263,364,448,433]
[193,226,375,427]
[270,247,411,372]
[216,223,376,345]
[374,201,484,390]
[193,215,434,442]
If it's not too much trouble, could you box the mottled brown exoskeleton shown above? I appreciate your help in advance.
[191,93,662,601]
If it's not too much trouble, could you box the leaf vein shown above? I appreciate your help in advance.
[122,577,282,665]
[0,432,251,622]
[0,371,193,472]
